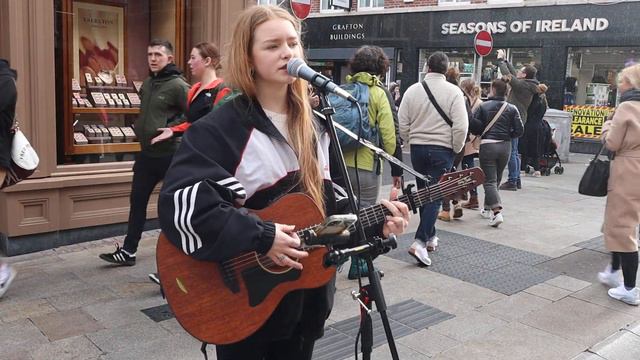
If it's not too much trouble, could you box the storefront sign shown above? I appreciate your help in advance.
[329,23,365,41]
[565,105,615,139]
[442,18,609,35]
[290,0,311,20]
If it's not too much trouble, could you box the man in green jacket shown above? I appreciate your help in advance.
[100,39,189,266]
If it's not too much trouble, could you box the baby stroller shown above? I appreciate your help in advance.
[528,120,564,176]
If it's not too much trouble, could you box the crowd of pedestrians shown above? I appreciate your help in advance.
[1,2,639,324]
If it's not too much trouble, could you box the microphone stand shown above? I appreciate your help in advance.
[316,91,400,360]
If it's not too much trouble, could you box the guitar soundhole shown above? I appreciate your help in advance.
[256,254,298,274]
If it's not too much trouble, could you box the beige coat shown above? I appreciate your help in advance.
[602,100,640,252]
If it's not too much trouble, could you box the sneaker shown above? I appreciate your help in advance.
[408,241,431,266]
[148,273,161,285]
[532,171,541,177]
[517,179,522,189]
[99,245,136,266]
[426,236,439,252]
[453,204,463,219]
[608,285,640,306]
[480,208,491,219]
[499,182,518,191]
[598,265,622,288]
[0,264,16,298]
[437,210,451,222]
[489,212,504,227]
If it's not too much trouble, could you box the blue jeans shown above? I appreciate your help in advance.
[410,145,454,243]
[507,138,520,184]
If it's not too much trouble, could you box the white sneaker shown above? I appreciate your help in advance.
[480,208,491,219]
[426,236,439,252]
[608,285,640,306]
[408,241,431,266]
[0,264,16,298]
[598,265,622,288]
[489,212,504,227]
[532,171,542,177]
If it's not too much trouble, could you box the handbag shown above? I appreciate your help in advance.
[578,144,609,197]
[1,127,39,189]
[471,102,508,150]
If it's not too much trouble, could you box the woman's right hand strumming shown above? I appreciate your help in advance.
[267,223,309,270]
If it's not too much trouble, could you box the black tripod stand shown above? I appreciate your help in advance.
[317,91,400,360]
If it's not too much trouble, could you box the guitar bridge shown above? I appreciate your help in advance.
[219,263,240,294]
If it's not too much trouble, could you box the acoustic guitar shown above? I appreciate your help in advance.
[156,167,485,345]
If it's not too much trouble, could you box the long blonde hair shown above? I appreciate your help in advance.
[225,5,325,212]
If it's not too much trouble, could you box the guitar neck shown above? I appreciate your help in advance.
[354,182,448,229]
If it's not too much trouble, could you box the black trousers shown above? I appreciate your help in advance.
[122,152,173,254]
[215,334,315,360]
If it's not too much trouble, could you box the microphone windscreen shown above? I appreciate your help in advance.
[287,58,305,77]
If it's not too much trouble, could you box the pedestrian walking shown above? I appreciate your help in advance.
[596,64,640,306]
[151,42,232,144]
[470,79,523,227]
[0,58,18,298]
[460,78,483,210]
[99,39,189,266]
[399,51,468,265]
[333,46,396,279]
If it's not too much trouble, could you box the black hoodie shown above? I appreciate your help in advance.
[0,59,17,169]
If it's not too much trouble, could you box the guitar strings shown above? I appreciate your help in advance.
[217,173,480,277]
[219,174,478,273]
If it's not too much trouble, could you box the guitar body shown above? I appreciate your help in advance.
[156,193,335,345]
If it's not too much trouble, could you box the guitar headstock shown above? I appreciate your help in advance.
[438,167,486,197]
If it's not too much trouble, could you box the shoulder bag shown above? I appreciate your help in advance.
[471,102,508,150]
[578,144,609,197]
[421,81,452,127]
[1,124,39,189]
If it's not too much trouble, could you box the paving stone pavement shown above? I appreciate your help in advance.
[1,152,640,360]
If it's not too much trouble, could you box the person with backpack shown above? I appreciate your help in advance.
[151,42,232,144]
[399,52,468,266]
[470,79,523,227]
[520,84,549,177]
[334,45,396,279]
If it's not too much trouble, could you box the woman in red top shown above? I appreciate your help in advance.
[151,42,232,144]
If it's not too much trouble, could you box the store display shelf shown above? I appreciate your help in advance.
[72,107,140,114]
[69,142,141,155]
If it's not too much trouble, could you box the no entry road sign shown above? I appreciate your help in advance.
[290,0,311,20]
[474,31,493,57]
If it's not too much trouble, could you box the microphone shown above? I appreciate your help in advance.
[287,58,357,103]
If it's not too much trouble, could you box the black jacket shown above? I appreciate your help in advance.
[0,59,17,170]
[158,94,383,342]
[470,96,524,141]
[136,63,189,157]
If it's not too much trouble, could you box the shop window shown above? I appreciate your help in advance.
[321,0,348,11]
[358,0,384,9]
[565,47,639,107]
[54,0,189,165]
[418,48,541,99]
